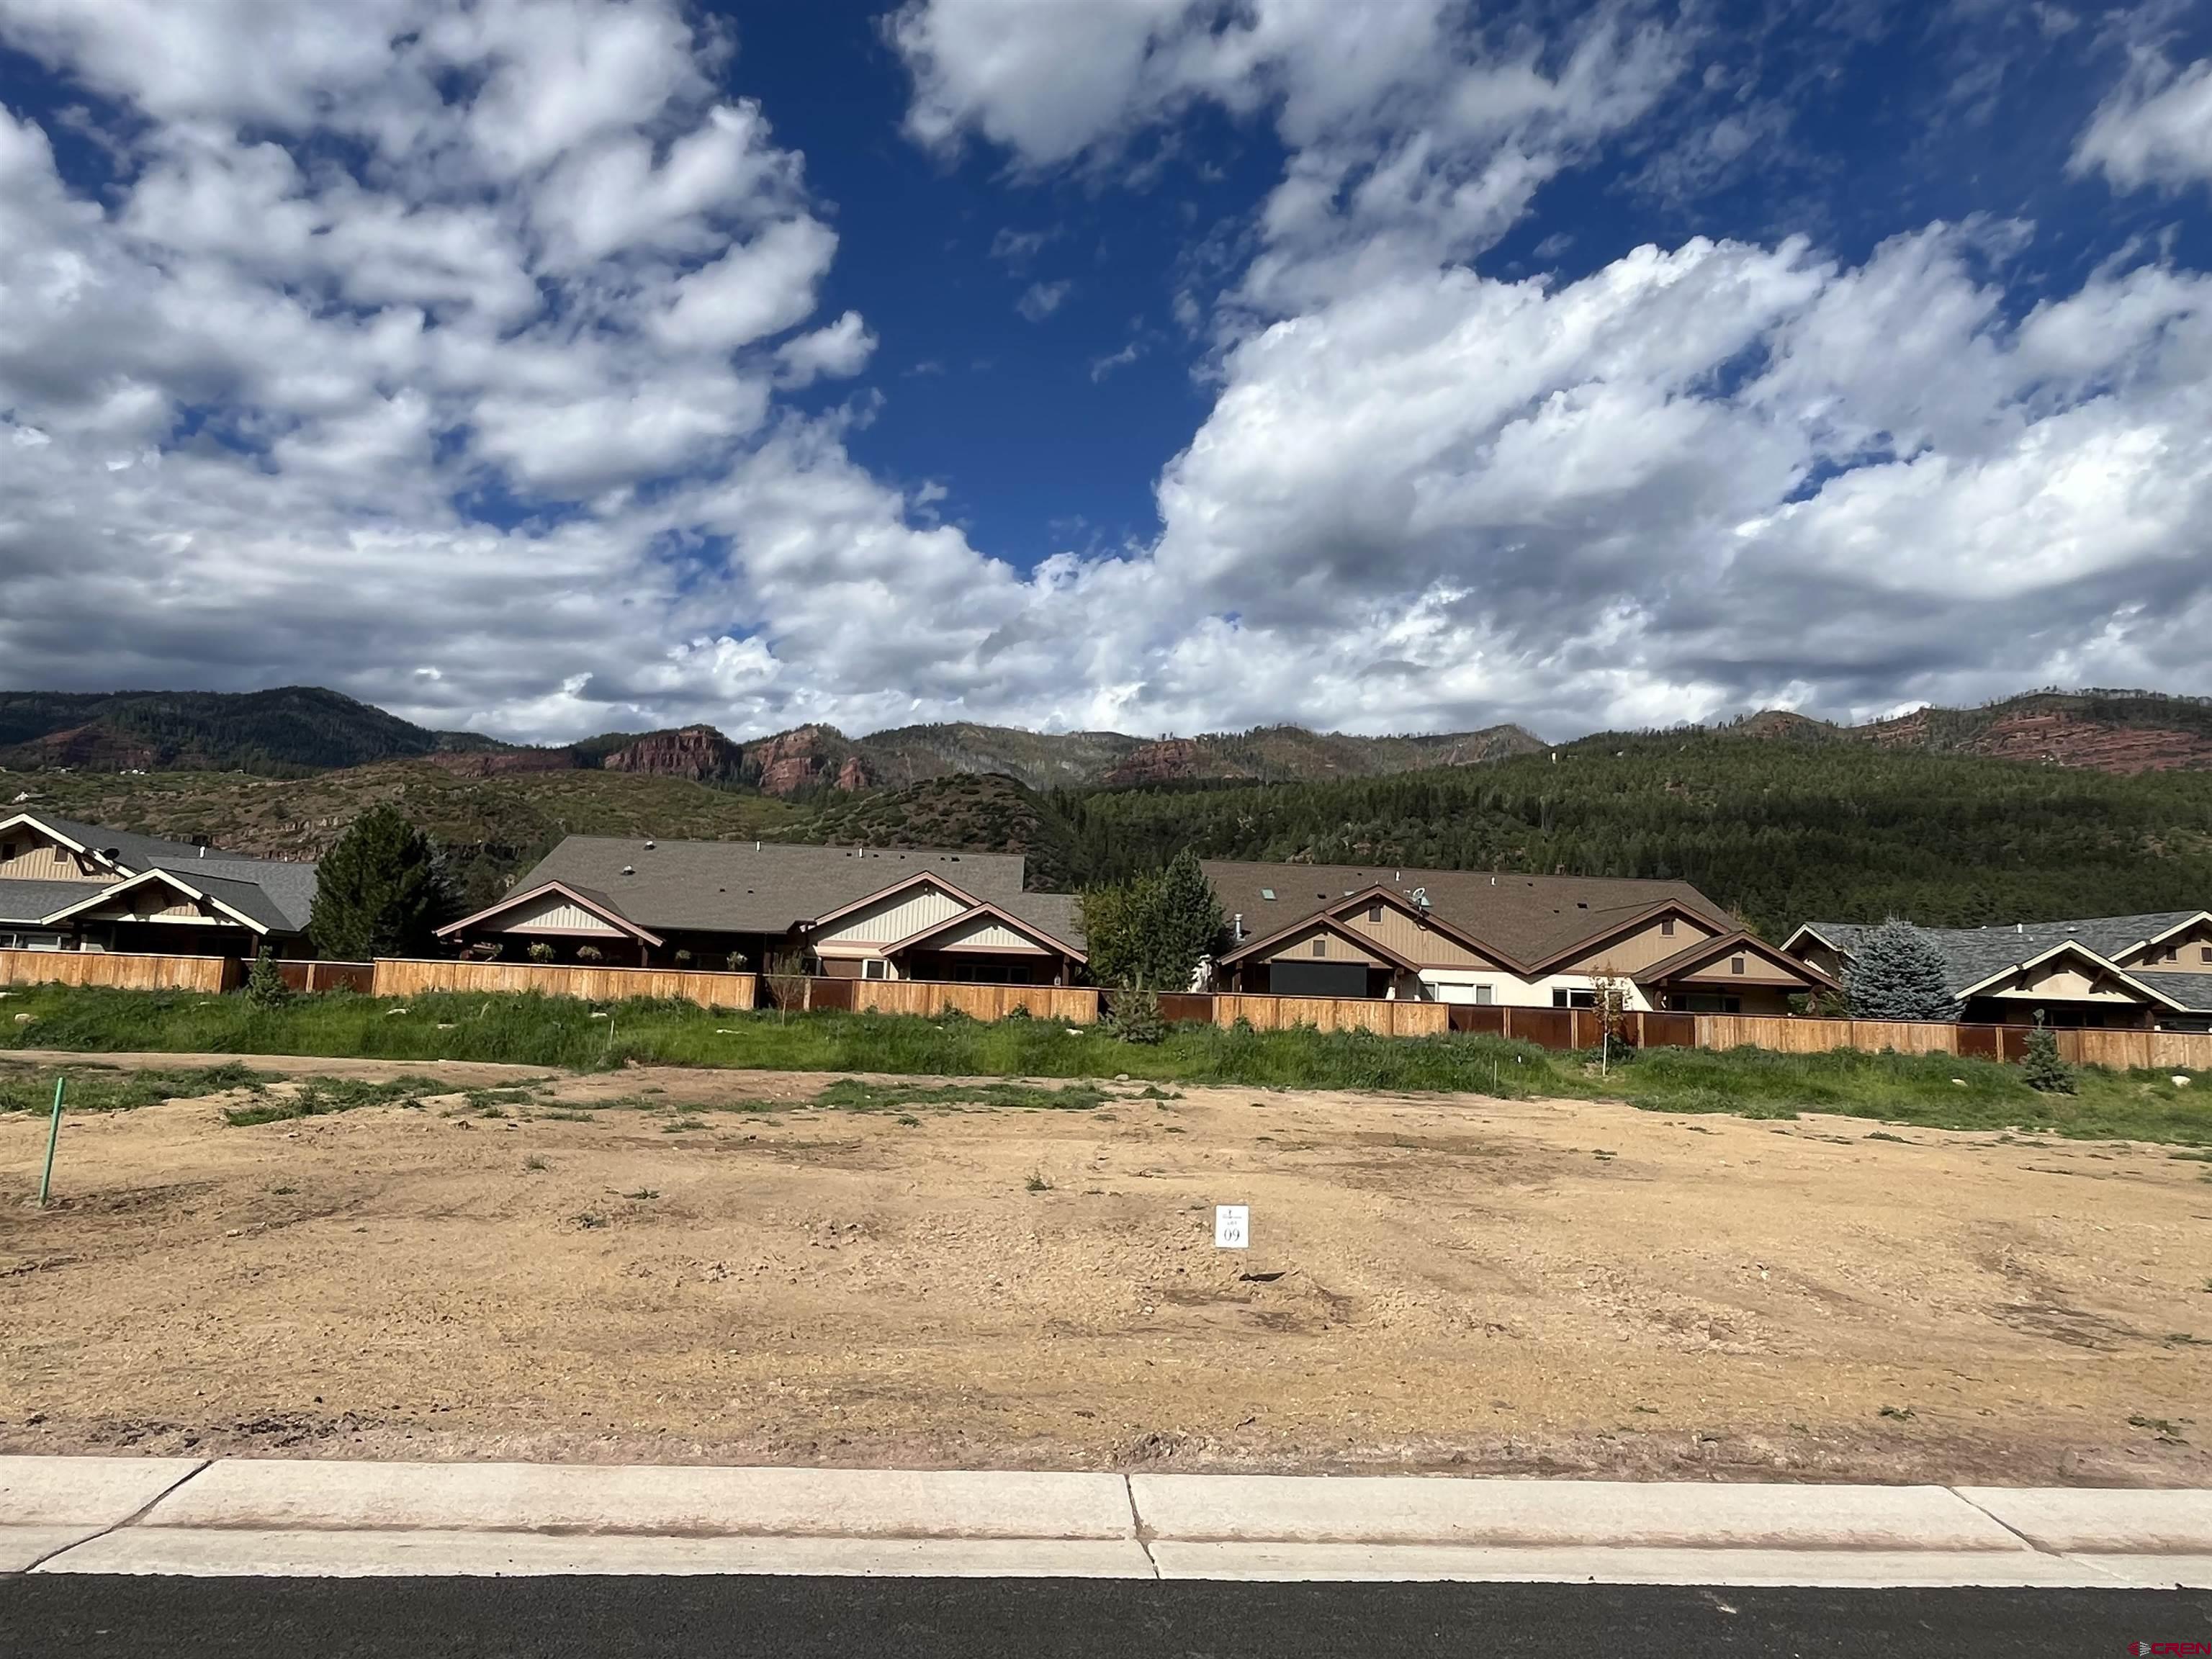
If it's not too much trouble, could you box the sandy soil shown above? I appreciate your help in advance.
[4,1054,2209,1483]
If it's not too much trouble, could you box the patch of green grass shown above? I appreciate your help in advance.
[222,1075,429,1127]
[4,985,2209,1145]
[809,1078,1111,1114]
[0,1058,268,1115]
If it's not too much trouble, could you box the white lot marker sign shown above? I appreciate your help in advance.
[1214,1205,1249,1250]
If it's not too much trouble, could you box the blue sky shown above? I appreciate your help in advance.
[1,1,2210,743]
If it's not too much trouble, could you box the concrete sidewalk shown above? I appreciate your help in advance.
[4,1457,2209,1586]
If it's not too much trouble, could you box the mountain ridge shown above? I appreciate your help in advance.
[8,685,2212,793]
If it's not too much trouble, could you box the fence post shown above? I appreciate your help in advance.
[37,1075,64,1206]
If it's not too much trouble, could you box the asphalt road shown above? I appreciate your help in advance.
[2,1578,2208,1658]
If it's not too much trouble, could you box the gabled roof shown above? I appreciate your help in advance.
[1524,897,1734,976]
[1216,906,1428,974]
[806,869,983,932]
[39,867,276,934]
[0,811,204,871]
[1633,929,1841,992]
[1218,883,1493,968]
[883,898,1089,963]
[0,811,317,931]
[436,880,664,947]
[513,836,1026,936]
[1201,859,1737,969]
[1949,939,2190,1012]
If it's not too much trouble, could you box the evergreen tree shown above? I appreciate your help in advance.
[1844,917,1956,1022]
[244,946,291,1008]
[307,806,454,960]
[1154,850,1226,991]
[2020,1017,2076,1094]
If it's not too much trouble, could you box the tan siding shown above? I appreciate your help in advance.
[1343,904,1496,968]
[924,914,1049,953]
[815,884,968,948]
[0,838,110,882]
[1984,963,2142,1004]
[492,891,626,935]
[2126,921,2212,974]
[1556,914,1716,975]
[1671,951,1812,989]
[1254,925,1382,966]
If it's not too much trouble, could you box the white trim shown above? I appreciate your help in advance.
[1950,940,2188,1011]
[38,867,270,935]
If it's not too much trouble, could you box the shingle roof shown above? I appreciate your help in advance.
[0,878,98,925]
[2141,971,2212,1013]
[166,857,318,932]
[994,891,1085,951]
[1200,860,1737,968]
[6,811,211,869]
[3,811,318,934]
[512,837,1028,936]
[1800,913,2210,999]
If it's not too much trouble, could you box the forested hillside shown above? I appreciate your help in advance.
[1051,737,2212,936]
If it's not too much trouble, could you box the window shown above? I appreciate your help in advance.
[2162,946,2179,963]
[1367,904,1382,923]
[861,958,886,981]
[1659,917,1675,938]
[1473,984,1495,1005]
[1553,988,1598,1009]
[1311,937,1327,957]
[2202,945,2212,965]
[1260,887,1275,901]
[1730,956,1747,975]
[0,842,14,863]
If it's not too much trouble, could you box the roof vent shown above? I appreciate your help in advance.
[621,865,635,876]
[643,840,655,850]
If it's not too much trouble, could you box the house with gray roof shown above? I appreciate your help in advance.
[1783,911,2212,1030]
[0,810,318,956]
[438,836,1087,984]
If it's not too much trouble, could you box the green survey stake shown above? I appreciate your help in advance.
[37,1075,64,1207]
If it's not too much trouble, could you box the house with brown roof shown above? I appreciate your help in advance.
[437,836,1086,984]
[1202,860,1832,1014]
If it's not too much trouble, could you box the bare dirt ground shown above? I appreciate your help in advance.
[4,1053,2209,1484]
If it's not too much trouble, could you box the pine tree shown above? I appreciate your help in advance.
[1154,849,1226,992]
[307,806,454,960]
[1844,917,1956,1022]
[245,946,291,1008]
[2020,1017,2076,1094]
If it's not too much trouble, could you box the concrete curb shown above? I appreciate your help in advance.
[4,1457,2211,1585]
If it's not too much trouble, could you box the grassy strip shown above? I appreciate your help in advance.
[220,1076,433,1127]
[0,1058,267,1115]
[1,984,2207,1144]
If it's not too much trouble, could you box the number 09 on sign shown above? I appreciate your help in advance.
[1214,1205,1249,1249]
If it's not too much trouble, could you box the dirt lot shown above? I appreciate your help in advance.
[4,1054,2209,1483]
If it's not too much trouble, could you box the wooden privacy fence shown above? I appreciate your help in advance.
[272,960,374,995]
[846,979,1100,1024]
[0,947,235,994]
[369,958,757,1010]
[1688,1013,2212,1071]
[1208,993,1449,1038]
